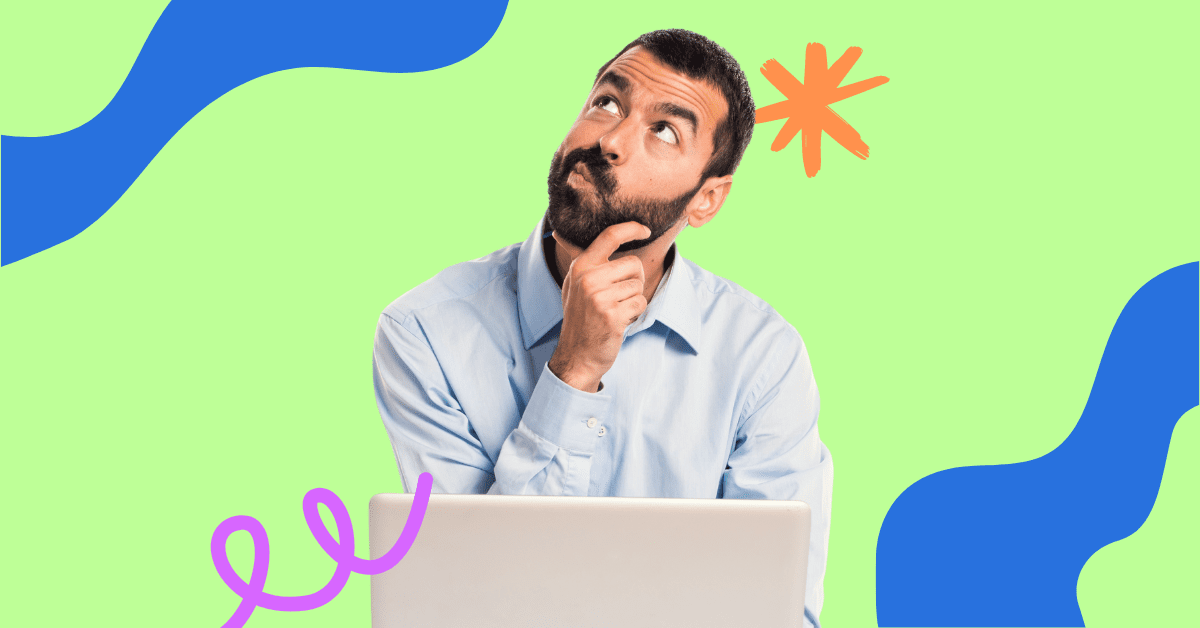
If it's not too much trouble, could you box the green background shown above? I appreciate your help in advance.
[1,0,1197,626]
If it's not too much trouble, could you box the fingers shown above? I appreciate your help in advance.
[551,223,653,391]
[609,256,645,283]
[595,277,645,304]
[618,294,648,324]
[571,255,644,293]
[595,291,647,325]
[579,222,652,266]
[592,256,644,284]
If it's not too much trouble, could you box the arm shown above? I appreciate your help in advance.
[374,222,651,495]
[373,312,609,495]
[721,331,832,628]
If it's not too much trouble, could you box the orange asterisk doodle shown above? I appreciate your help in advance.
[756,44,889,177]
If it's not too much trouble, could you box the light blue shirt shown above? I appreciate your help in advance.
[373,218,833,627]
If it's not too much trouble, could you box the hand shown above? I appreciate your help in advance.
[548,222,651,392]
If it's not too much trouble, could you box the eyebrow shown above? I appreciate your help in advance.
[654,102,698,140]
[596,71,630,93]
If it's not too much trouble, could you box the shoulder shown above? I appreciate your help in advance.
[380,242,521,329]
[681,257,805,353]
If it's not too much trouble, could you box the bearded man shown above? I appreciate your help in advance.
[373,29,832,627]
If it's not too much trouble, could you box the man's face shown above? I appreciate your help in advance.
[547,46,729,252]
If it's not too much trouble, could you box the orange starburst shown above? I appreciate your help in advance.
[756,44,889,177]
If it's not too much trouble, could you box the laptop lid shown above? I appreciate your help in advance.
[370,493,810,627]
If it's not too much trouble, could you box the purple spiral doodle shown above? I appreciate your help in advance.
[210,472,433,627]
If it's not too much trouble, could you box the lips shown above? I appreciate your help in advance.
[570,161,594,186]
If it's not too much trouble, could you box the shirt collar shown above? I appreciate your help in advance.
[516,216,702,354]
[516,217,564,349]
[637,244,701,354]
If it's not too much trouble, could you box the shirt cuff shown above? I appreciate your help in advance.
[520,363,612,454]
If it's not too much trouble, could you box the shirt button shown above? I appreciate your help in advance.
[598,426,607,436]
[586,418,597,428]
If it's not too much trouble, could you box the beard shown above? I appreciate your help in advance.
[546,146,703,253]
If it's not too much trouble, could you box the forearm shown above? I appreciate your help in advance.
[489,362,610,495]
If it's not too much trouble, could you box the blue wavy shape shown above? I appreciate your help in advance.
[876,262,1199,627]
[0,0,508,266]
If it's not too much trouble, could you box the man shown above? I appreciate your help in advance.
[373,29,832,627]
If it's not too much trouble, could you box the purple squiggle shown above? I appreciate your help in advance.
[210,472,433,627]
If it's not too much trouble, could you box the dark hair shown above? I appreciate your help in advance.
[594,29,755,183]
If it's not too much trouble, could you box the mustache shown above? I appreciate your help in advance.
[556,146,617,196]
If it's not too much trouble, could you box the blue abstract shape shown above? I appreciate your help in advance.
[877,262,1199,627]
[1,0,508,266]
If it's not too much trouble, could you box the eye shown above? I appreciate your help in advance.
[652,121,678,145]
[593,95,620,115]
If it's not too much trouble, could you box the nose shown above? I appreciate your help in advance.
[597,117,634,167]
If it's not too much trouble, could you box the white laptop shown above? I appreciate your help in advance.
[370,493,810,627]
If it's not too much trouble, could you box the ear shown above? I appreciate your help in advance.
[685,175,733,228]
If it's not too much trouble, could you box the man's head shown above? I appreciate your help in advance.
[547,29,756,252]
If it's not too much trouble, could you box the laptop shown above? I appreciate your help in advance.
[370,492,810,627]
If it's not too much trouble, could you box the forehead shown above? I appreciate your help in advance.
[593,46,727,139]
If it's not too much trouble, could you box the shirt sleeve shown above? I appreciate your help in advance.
[373,312,609,496]
[720,330,833,628]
